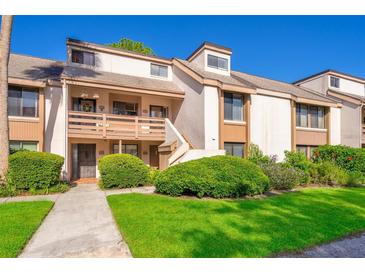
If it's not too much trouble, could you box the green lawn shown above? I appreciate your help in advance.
[0,201,54,257]
[107,188,365,258]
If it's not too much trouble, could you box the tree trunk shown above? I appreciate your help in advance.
[0,16,14,181]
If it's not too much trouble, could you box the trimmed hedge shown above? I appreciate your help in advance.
[155,155,270,198]
[7,151,64,190]
[260,162,303,190]
[312,145,365,174]
[98,154,150,189]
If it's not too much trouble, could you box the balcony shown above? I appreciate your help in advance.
[68,111,166,141]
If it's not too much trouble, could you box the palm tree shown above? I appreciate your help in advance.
[0,15,14,181]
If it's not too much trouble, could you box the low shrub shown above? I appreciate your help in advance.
[7,151,64,190]
[155,155,270,198]
[312,145,365,175]
[346,171,365,187]
[0,184,16,197]
[98,154,150,189]
[248,144,271,165]
[284,150,313,184]
[148,169,161,185]
[310,161,349,186]
[28,182,70,195]
[260,162,303,190]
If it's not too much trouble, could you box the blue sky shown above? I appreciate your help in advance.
[9,15,365,83]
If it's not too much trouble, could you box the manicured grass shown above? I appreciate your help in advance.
[0,201,54,257]
[107,188,365,258]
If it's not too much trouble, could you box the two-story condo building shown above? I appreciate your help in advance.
[7,39,345,181]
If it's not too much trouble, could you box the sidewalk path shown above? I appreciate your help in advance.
[282,232,365,258]
[19,184,131,258]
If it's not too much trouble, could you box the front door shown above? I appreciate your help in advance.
[149,145,159,168]
[78,144,96,178]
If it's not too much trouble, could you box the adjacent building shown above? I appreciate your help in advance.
[7,38,359,181]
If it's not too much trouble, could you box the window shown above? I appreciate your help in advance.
[296,103,325,129]
[113,101,138,116]
[150,64,168,77]
[8,86,38,117]
[296,145,307,155]
[330,76,340,88]
[224,92,244,121]
[112,144,138,156]
[9,141,38,152]
[150,105,168,118]
[71,50,95,66]
[224,142,244,158]
[207,54,228,70]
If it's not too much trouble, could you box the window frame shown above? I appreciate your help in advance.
[150,63,168,78]
[9,140,38,152]
[112,101,138,116]
[330,76,340,88]
[112,143,139,156]
[296,103,325,129]
[224,142,245,158]
[71,49,95,66]
[224,92,244,122]
[207,54,228,71]
[8,85,39,118]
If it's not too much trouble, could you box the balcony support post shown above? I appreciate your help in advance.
[119,139,122,154]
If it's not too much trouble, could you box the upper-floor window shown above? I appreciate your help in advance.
[330,76,340,88]
[224,92,244,121]
[113,101,138,116]
[8,86,38,117]
[207,54,228,71]
[150,64,168,78]
[71,49,95,66]
[296,103,325,129]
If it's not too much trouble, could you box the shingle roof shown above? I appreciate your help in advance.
[62,66,184,95]
[293,69,365,84]
[231,70,337,103]
[176,59,255,89]
[9,53,64,82]
[328,88,365,102]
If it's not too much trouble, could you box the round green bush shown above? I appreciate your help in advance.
[260,162,303,190]
[98,154,150,188]
[155,155,269,198]
[7,151,64,190]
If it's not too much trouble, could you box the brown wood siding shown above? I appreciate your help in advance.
[8,88,45,151]
[296,129,327,146]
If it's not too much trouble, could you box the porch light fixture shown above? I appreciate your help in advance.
[80,93,88,98]
[93,94,100,99]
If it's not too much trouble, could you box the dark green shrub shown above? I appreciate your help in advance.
[155,155,269,198]
[248,144,271,165]
[7,151,64,190]
[310,161,349,186]
[260,162,303,190]
[312,145,365,175]
[283,150,313,184]
[98,154,150,189]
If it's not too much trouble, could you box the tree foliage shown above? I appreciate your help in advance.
[108,38,155,56]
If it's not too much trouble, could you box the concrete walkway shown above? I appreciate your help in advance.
[20,184,131,258]
[282,232,365,258]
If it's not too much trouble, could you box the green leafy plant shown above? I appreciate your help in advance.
[260,162,303,190]
[283,150,313,184]
[7,151,64,190]
[98,154,150,189]
[312,145,365,175]
[155,155,269,198]
[310,161,349,186]
[248,144,271,165]
[108,38,155,56]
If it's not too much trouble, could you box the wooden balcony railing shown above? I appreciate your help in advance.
[68,111,166,141]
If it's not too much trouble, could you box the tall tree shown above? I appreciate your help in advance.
[0,15,14,180]
[108,38,155,56]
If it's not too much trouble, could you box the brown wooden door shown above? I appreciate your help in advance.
[149,145,159,168]
[78,144,96,178]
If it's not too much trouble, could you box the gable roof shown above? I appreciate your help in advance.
[293,69,365,84]
[62,65,184,96]
[231,70,338,104]
[9,53,64,82]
